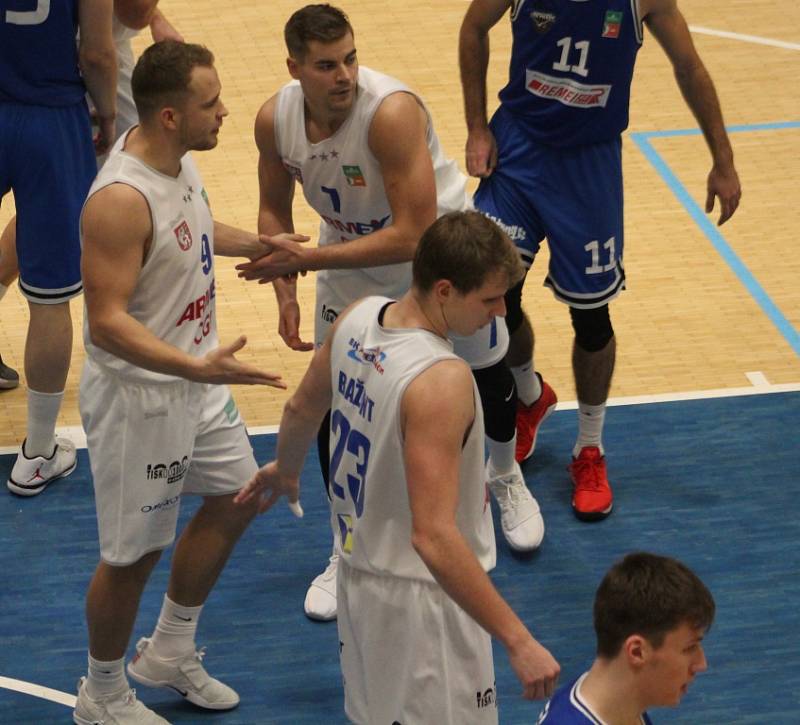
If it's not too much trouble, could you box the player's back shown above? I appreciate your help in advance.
[499,0,643,147]
[0,0,85,106]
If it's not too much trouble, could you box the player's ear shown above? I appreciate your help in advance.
[624,634,649,667]
[432,278,454,304]
[159,106,179,132]
[287,57,300,79]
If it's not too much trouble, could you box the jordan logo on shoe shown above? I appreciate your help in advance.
[27,466,45,482]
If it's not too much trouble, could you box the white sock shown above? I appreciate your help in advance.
[0,282,7,301]
[149,595,202,659]
[574,402,606,457]
[511,361,542,406]
[25,388,63,458]
[86,655,127,699]
[487,436,517,477]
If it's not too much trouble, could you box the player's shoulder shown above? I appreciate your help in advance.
[536,675,598,724]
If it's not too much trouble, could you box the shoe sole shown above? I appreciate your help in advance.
[0,380,19,390]
[127,665,240,711]
[6,457,78,497]
[572,503,613,522]
[517,401,557,462]
[303,606,337,622]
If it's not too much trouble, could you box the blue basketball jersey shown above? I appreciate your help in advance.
[0,0,85,106]
[498,0,643,147]
[537,674,654,724]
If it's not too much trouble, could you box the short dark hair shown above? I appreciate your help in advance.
[412,211,524,294]
[131,41,215,119]
[284,4,353,61]
[594,552,716,658]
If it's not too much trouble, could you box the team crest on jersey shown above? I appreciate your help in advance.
[342,165,366,187]
[602,9,623,38]
[337,514,354,554]
[174,220,193,251]
[529,1,556,34]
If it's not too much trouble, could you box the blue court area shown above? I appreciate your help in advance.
[1,391,798,723]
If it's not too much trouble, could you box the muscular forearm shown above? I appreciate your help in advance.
[414,525,532,651]
[304,225,417,271]
[80,47,117,121]
[459,23,491,131]
[675,64,734,167]
[214,221,264,259]
[276,397,328,478]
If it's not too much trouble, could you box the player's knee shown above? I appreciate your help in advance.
[504,277,526,335]
[570,304,614,353]
[472,359,516,443]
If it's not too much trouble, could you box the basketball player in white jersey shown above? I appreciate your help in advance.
[239,3,545,622]
[75,41,286,724]
[236,211,560,724]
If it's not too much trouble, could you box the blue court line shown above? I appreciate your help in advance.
[631,121,800,357]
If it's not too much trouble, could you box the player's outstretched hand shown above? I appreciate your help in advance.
[236,233,311,282]
[196,336,287,387]
[508,636,561,701]
[706,162,741,226]
[234,460,302,516]
[465,126,498,178]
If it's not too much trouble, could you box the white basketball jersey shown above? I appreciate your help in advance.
[274,66,470,302]
[328,297,496,581]
[82,134,218,383]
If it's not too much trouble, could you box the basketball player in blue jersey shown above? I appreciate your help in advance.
[460,0,741,520]
[236,211,560,724]
[537,552,714,724]
[1,0,117,496]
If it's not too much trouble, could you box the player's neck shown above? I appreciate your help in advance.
[123,126,185,177]
[580,662,647,725]
[303,98,352,142]
[384,293,447,340]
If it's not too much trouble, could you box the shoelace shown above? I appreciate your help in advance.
[494,477,528,511]
[320,554,338,581]
[123,688,138,706]
[571,457,603,491]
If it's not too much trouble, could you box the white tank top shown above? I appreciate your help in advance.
[82,133,219,383]
[274,66,469,302]
[328,296,496,581]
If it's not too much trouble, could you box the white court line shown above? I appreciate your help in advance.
[689,25,800,51]
[1,382,798,455]
[0,676,76,708]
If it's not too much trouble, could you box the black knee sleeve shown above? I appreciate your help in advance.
[472,359,517,443]
[570,304,614,353]
[504,275,526,335]
[317,409,332,498]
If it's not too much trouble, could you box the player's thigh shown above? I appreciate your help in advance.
[79,361,196,566]
[12,103,95,301]
[339,563,497,725]
[538,139,625,307]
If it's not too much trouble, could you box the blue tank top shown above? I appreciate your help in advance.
[498,0,643,147]
[0,0,85,106]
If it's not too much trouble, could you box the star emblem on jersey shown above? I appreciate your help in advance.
[183,185,194,203]
[174,220,193,251]
[342,165,366,187]
[602,10,623,38]
[309,148,339,162]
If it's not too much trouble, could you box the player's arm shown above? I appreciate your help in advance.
[253,95,314,350]
[238,91,436,280]
[403,361,561,700]
[82,184,284,388]
[643,0,741,225]
[148,8,183,42]
[113,0,159,30]
[459,0,511,177]
[78,0,117,154]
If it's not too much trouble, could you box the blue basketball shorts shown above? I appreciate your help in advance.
[473,107,626,309]
[0,101,96,303]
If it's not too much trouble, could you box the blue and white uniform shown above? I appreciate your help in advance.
[475,0,644,308]
[537,673,654,724]
[330,296,498,724]
[0,0,96,302]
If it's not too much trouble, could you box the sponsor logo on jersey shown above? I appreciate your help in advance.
[342,164,366,187]
[526,70,611,108]
[141,495,180,514]
[337,513,354,554]
[602,9,623,38]
[530,7,556,34]
[223,395,239,424]
[321,304,339,323]
[481,212,527,242]
[282,160,303,184]
[347,338,386,374]
[201,187,211,209]
[338,370,376,421]
[320,212,391,237]
[176,281,216,328]
[476,685,497,709]
[146,457,190,485]
[174,220,193,251]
